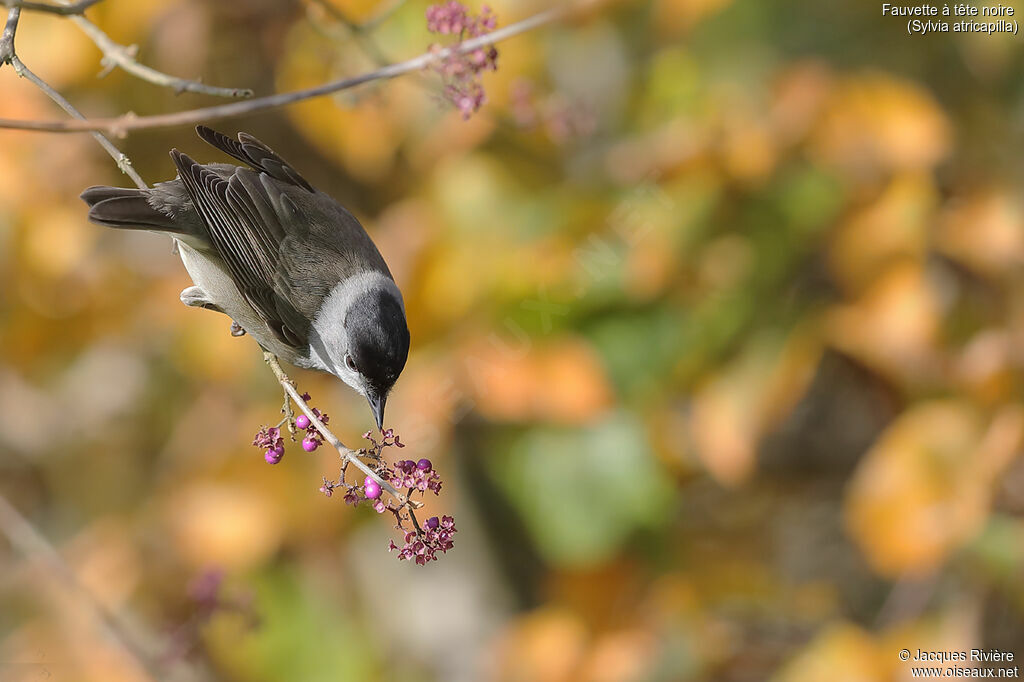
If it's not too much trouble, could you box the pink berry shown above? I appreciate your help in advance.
[301,438,319,452]
[364,477,382,500]
[265,446,284,464]
[417,458,432,471]
[296,415,311,430]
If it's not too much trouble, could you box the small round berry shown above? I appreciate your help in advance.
[426,516,440,530]
[296,415,311,430]
[301,438,319,452]
[265,446,284,464]
[364,477,382,500]
[417,458,432,471]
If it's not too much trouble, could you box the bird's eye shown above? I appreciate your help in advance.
[344,354,357,372]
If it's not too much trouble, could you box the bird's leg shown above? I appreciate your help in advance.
[181,286,245,337]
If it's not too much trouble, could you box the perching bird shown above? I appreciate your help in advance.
[81,126,409,430]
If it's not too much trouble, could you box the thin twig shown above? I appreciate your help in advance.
[68,13,252,98]
[262,352,418,507]
[10,57,147,186]
[0,6,146,187]
[2,0,101,16]
[303,0,391,65]
[0,5,576,134]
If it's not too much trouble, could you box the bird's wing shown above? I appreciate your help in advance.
[170,142,313,351]
[195,125,315,193]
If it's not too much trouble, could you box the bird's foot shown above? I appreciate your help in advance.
[180,286,220,311]
[230,321,246,337]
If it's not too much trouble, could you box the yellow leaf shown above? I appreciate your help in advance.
[491,608,588,682]
[690,330,821,486]
[936,190,1024,279]
[828,173,937,295]
[772,623,885,682]
[166,483,284,570]
[845,401,1024,577]
[459,335,615,424]
[826,260,939,382]
[812,73,951,176]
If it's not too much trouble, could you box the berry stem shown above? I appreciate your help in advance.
[280,387,297,439]
[408,509,424,536]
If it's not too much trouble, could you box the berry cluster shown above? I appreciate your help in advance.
[426,2,499,119]
[319,428,407,512]
[295,393,329,453]
[255,394,457,565]
[387,457,443,495]
[389,515,457,565]
[252,426,285,465]
[251,393,330,463]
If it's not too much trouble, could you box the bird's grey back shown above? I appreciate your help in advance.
[146,162,391,321]
[83,127,396,352]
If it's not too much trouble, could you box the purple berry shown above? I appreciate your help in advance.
[301,438,319,452]
[296,415,311,430]
[426,516,440,530]
[364,477,382,500]
[265,446,284,464]
[417,458,432,471]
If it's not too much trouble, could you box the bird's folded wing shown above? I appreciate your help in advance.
[170,149,310,350]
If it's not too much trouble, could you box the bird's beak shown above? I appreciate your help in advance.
[367,392,386,431]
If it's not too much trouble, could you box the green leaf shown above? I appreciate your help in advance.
[490,411,674,567]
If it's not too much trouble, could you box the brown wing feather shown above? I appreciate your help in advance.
[195,125,314,193]
[169,149,310,349]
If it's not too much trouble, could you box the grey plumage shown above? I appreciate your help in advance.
[81,126,410,429]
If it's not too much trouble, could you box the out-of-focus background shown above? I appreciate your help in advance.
[2,0,1024,680]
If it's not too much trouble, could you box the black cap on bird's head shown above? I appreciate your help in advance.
[344,288,410,431]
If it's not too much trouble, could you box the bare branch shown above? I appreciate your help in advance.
[0,5,146,187]
[10,57,147,186]
[68,13,253,98]
[0,5,19,60]
[0,5,575,135]
[2,0,101,16]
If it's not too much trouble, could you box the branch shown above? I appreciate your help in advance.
[0,5,577,135]
[2,0,101,16]
[262,352,417,507]
[68,13,253,98]
[0,4,18,58]
[0,5,146,187]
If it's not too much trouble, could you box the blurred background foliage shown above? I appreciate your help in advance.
[2,0,1024,679]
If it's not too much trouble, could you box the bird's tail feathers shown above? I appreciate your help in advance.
[80,186,185,234]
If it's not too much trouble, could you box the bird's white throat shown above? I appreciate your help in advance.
[306,270,405,380]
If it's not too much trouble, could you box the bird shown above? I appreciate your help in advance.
[80,125,410,431]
